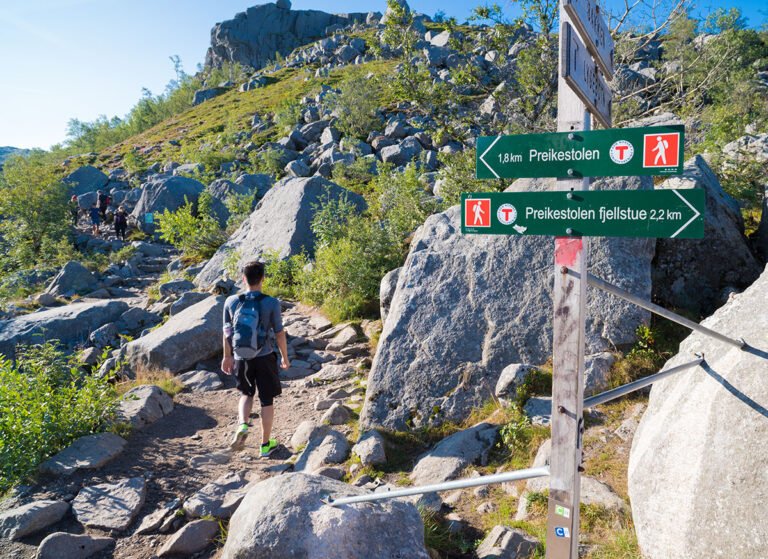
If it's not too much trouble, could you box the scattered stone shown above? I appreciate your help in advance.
[326,325,360,351]
[476,525,540,559]
[40,433,127,476]
[159,519,219,557]
[178,370,223,392]
[118,385,174,430]
[184,471,252,519]
[307,364,356,385]
[352,431,387,466]
[495,364,535,399]
[36,532,114,559]
[293,426,350,472]
[220,473,428,559]
[135,500,181,535]
[313,466,346,480]
[158,279,195,298]
[291,420,317,450]
[0,500,69,540]
[116,307,161,333]
[410,423,498,486]
[523,397,552,426]
[36,292,58,307]
[45,261,98,297]
[72,477,147,531]
[321,402,350,425]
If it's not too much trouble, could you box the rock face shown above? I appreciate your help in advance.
[206,3,368,70]
[72,477,147,531]
[130,175,205,231]
[220,473,429,559]
[629,264,768,559]
[0,500,69,540]
[121,296,225,374]
[0,300,129,359]
[195,177,365,289]
[40,432,127,476]
[45,261,98,297]
[361,176,655,430]
[653,155,761,313]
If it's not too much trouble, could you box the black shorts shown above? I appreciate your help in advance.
[235,353,282,406]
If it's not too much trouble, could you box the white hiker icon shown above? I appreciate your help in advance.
[653,135,669,165]
[472,201,485,225]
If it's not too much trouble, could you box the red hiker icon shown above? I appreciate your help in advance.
[643,132,679,168]
[465,198,491,227]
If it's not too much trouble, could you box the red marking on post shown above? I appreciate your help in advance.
[555,237,583,267]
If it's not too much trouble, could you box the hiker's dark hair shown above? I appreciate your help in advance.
[242,260,265,286]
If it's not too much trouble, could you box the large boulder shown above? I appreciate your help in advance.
[220,473,429,559]
[628,264,768,559]
[121,297,225,374]
[0,300,129,359]
[361,175,655,430]
[205,4,368,70]
[63,165,108,196]
[45,261,98,297]
[653,155,761,313]
[195,176,365,289]
[130,175,205,232]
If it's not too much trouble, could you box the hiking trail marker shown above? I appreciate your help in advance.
[476,125,684,179]
[461,189,704,238]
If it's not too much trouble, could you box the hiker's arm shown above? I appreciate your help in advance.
[276,330,290,369]
[221,303,234,374]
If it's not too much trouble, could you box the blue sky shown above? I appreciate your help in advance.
[0,0,765,150]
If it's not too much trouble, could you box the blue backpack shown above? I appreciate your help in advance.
[232,293,267,359]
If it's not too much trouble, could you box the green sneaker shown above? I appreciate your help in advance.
[229,423,249,451]
[260,438,279,458]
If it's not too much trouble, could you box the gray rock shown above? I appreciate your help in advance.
[195,177,365,289]
[159,519,219,557]
[118,385,174,430]
[291,420,318,449]
[192,87,228,105]
[206,5,368,70]
[294,426,350,472]
[173,163,204,177]
[379,267,401,323]
[184,471,251,519]
[352,431,387,466]
[380,137,423,167]
[476,525,539,559]
[523,397,552,426]
[131,241,166,257]
[135,500,180,535]
[234,173,273,199]
[220,473,428,559]
[178,370,223,392]
[169,291,209,316]
[654,156,761,313]
[130,175,205,232]
[325,325,360,351]
[36,532,114,559]
[72,477,147,531]
[40,433,127,476]
[158,279,195,298]
[77,191,98,209]
[116,307,161,333]
[0,300,128,360]
[430,30,452,47]
[89,323,119,350]
[629,264,768,559]
[361,175,654,430]
[495,364,535,398]
[584,352,616,395]
[45,261,98,297]
[307,363,356,384]
[321,402,350,425]
[122,296,225,374]
[410,423,498,486]
[63,165,108,196]
[285,159,311,177]
[0,500,69,540]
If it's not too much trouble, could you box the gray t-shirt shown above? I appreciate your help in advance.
[223,291,284,359]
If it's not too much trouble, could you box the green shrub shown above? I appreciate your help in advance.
[311,191,361,249]
[370,163,441,239]
[436,150,506,206]
[331,157,377,194]
[247,147,285,179]
[155,194,226,263]
[324,75,383,140]
[273,100,302,133]
[0,343,118,492]
[224,191,257,232]
[262,250,309,300]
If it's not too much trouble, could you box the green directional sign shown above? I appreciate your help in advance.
[461,189,704,238]
[476,125,684,179]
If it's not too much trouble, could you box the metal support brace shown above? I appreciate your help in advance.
[567,269,747,350]
[584,356,705,408]
[325,466,550,507]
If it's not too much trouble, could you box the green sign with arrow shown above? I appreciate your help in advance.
[461,189,704,238]
[476,125,684,179]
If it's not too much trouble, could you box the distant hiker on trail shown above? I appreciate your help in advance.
[69,195,79,225]
[97,190,111,219]
[114,205,128,240]
[89,202,101,235]
[221,260,290,457]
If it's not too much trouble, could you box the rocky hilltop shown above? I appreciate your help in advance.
[205,0,373,69]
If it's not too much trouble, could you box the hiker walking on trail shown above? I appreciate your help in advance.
[114,205,128,240]
[97,190,111,220]
[221,260,290,457]
[68,195,79,226]
[88,202,101,235]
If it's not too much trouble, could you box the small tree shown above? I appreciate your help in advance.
[155,194,226,263]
